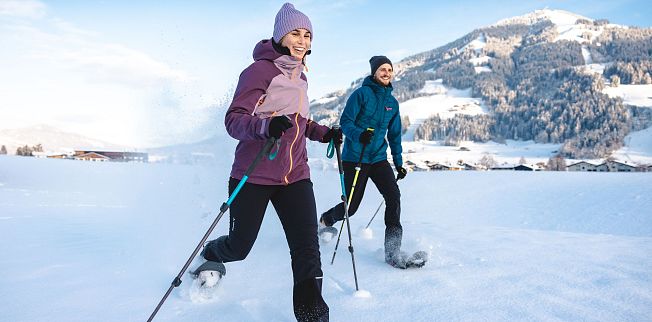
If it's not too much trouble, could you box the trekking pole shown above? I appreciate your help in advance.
[364,177,400,229]
[329,129,370,291]
[331,129,374,266]
[147,137,277,322]
[364,200,384,229]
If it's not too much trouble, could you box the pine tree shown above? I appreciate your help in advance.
[0,145,7,155]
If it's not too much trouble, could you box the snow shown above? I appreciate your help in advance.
[474,66,492,74]
[493,9,614,44]
[402,139,560,166]
[462,34,486,54]
[311,96,338,105]
[402,80,488,141]
[1,150,651,322]
[577,63,608,76]
[469,55,492,66]
[603,84,652,107]
[494,9,589,28]
[613,126,652,165]
[0,124,126,155]
[581,46,592,64]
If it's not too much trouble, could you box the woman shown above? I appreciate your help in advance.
[194,3,339,321]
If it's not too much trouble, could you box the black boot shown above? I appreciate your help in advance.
[293,277,329,322]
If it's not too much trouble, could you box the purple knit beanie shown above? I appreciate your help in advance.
[273,3,313,43]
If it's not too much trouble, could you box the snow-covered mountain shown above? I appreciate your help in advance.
[310,9,652,161]
[0,124,126,155]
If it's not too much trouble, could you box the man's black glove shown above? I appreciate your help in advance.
[396,166,408,180]
[268,116,293,139]
[321,127,343,144]
[359,129,375,145]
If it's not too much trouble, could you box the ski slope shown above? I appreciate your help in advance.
[1,155,651,321]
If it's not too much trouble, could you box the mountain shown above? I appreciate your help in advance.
[310,9,652,159]
[0,124,125,155]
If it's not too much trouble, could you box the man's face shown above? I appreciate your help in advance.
[373,63,393,86]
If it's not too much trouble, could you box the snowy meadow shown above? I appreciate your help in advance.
[1,155,651,322]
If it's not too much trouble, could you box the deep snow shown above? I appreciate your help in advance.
[1,155,651,322]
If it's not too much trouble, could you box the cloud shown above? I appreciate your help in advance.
[6,18,190,88]
[0,4,204,147]
[0,0,46,18]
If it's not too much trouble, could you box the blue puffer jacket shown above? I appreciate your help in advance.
[340,76,403,168]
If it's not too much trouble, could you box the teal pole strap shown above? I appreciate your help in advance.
[268,139,280,160]
[326,140,335,159]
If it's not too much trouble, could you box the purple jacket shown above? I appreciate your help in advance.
[225,39,329,185]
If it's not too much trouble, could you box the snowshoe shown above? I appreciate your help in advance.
[386,251,428,269]
[190,261,226,288]
[405,251,428,268]
[318,226,338,243]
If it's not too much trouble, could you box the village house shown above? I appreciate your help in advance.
[426,162,464,171]
[73,150,148,163]
[567,161,599,172]
[567,160,639,172]
[491,164,516,171]
[604,160,636,172]
[514,164,535,171]
[461,162,483,171]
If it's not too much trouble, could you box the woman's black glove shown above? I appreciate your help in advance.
[321,127,343,144]
[359,129,375,145]
[268,116,293,139]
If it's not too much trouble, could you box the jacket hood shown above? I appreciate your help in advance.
[253,39,283,62]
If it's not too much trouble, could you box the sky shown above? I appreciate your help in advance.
[1,0,651,148]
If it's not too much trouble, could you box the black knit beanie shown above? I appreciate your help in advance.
[369,55,393,75]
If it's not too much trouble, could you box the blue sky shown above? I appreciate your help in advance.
[1,0,651,147]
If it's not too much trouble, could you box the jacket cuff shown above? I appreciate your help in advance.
[393,155,402,168]
[260,118,269,138]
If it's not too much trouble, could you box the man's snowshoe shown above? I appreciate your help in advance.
[405,251,428,268]
[386,251,428,269]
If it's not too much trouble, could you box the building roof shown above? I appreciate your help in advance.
[74,152,111,160]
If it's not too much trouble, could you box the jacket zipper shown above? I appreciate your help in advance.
[283,65,302,185]
[284,112,300,184]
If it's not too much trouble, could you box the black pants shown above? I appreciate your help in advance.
[204,178,329,322]
[320,160,402,261]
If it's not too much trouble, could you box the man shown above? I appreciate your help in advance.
[319,55,409,268]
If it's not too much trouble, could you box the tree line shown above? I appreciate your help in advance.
[0,144,44,156]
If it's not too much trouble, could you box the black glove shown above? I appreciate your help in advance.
[396,166,407,180]
[359,129,375,145]
[321,127,343,144]
[268,116,293,139]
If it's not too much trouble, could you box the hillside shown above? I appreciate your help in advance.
[310,9,652,159]
[0,124,125,155]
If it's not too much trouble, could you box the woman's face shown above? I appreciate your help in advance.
[280,28,311,60]
[373,63,394,86]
